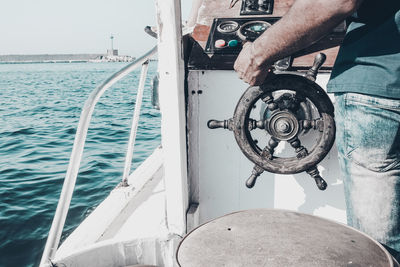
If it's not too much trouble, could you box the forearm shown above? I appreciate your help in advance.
[251,0,363,67]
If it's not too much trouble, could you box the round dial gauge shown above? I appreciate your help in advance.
[238,21,271,41]
[217,21,239,33]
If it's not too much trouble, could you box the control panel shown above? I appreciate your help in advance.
[205,17,279,55]
[240,0,274,15]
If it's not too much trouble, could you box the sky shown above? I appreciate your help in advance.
[0,0,192,57]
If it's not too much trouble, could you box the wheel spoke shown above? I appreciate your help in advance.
[248,119,266,130]
[298,99,311,117]
[300,119,324,131]
[262,94,278,111]
[307,167,328,190]
[289,137,308,159]
[277,93,297,111]
[265,137,279,158]
[207,118,233,130]
[245,164,264,188]
[255,138,279,160]
[292,94,313,134]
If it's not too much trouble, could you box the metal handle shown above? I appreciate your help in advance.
[314,176,328,191]
[207,119,233,130]
[306,53,326,81]
[307,167,327,191]
[246,165,264,188]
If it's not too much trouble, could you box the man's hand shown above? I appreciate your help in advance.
[234,42,270,86]
[233,0,361,86]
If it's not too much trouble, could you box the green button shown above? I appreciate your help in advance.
[228,40,239,47]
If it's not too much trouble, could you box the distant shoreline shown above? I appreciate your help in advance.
[0,59,158,64]
[0,60,94,64]
[0,54,137,63]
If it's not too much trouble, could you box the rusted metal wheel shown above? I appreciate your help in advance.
[233,73,335,173]
[208,73,335,190]
[208,54,335,190]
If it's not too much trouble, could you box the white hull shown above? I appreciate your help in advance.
[54,148,181,266]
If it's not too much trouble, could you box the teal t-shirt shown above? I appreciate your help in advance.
[327,2,400,99]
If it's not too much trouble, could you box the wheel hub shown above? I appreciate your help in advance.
[267,110,299,141]
[207,54,335,191]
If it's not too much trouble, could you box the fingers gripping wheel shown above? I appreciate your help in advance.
[208,54,335,190]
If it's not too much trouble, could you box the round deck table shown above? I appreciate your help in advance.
[177,209,398,267]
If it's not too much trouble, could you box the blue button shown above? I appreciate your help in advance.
[228,40,239,47]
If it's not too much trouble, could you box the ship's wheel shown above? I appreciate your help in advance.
[208,54,335,190]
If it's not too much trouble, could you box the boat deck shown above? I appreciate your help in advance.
[54,148,178,267]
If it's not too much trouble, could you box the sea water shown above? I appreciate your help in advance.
[0,62,161,266]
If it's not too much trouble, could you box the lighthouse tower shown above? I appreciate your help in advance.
[107,34,118,57]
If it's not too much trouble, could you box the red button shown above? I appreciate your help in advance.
[215,39,226,48]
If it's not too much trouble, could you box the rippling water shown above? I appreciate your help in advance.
[0,62,161,266]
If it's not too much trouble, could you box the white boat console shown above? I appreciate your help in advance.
[186,0,347,226]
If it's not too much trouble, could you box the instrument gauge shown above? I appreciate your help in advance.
[238,21,271,41]
[217,21,239,33]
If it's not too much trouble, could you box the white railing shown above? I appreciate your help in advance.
[122,60,150,186]
[39,46,157,267]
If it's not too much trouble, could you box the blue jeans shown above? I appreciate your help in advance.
[335,93,400,260]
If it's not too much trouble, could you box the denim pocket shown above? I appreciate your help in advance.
[338,93,400,172]
[345,93,400,112]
